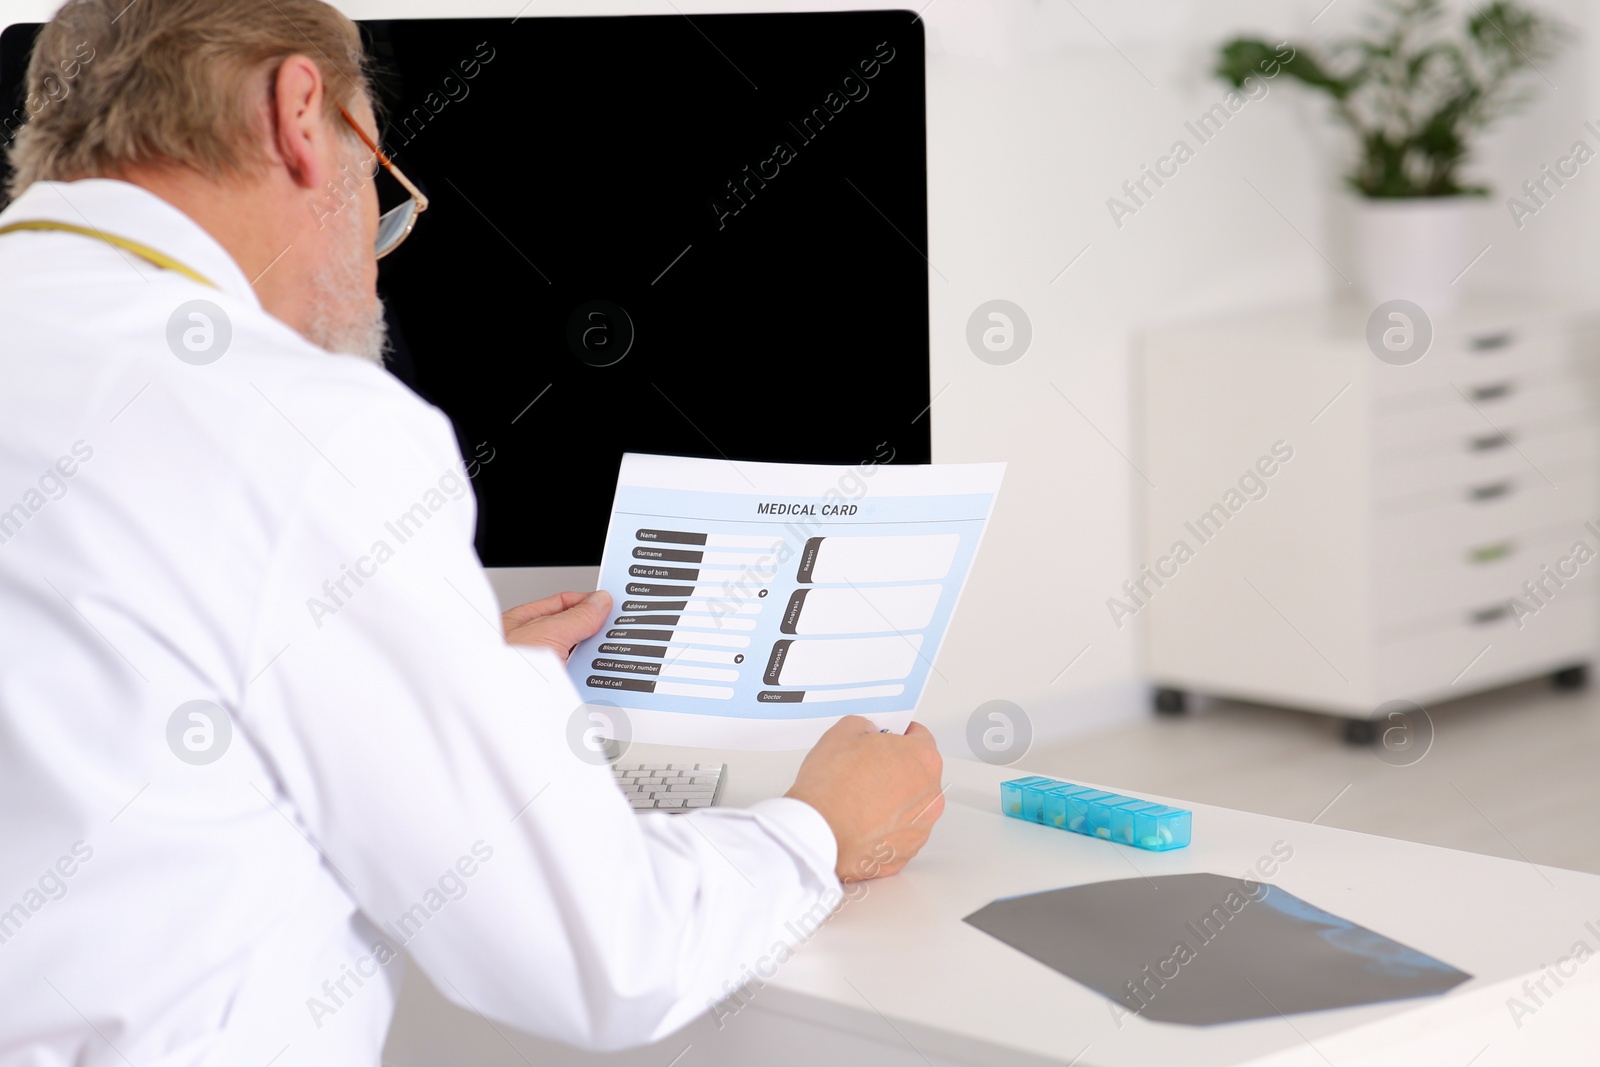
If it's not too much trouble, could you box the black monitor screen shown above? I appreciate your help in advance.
[1,12,932,566]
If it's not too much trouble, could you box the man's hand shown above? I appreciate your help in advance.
[502,590,611,663]
[785,716,945,882]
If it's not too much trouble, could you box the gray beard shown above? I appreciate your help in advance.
[304,294,388,365]
[301,204,389,364]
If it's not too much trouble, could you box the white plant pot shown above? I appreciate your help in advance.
[1353,197,1473,314]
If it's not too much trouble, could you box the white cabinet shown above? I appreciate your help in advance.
[1136,299,1600,726]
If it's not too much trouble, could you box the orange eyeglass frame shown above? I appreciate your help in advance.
[339,103,429,258]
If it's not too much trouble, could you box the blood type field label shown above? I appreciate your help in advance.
[568,453,1005,748]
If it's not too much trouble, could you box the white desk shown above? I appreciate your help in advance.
[383,746,1600,1066]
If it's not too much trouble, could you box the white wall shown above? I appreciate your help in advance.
[14,0,1593,756]
[921,1,1334,751]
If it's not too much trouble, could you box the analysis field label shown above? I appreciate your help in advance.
[567,454,1005,748]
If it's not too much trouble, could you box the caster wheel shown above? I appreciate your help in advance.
[1153,688,1187,716]
[1342,718,1376,745]
[1553,665,1589,691]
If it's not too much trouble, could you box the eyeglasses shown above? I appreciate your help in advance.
[338,104,429,259]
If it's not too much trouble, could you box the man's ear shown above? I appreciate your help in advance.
[269,54,329,191]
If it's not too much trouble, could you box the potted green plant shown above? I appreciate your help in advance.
[1216,0,1566,310]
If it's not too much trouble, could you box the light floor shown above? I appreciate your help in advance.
[1025,674,1600,876]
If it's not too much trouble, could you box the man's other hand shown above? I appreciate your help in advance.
[785,716,945,882]
[502,590,611,662]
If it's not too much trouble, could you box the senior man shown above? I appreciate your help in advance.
[0,1,945,1063]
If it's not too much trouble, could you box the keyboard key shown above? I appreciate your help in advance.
[615,762,724,812]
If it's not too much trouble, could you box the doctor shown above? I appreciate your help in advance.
[0,0,945,1063]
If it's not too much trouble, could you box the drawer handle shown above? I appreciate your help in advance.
[1470,603,1512,626]
[1469,331,1515,352]
[1470,381,1514,402]
[1468,541,1515,564]
[1469,481,1513,502]
[1469,432,1512,452]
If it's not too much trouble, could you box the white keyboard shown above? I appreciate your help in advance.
[612,762,726,812]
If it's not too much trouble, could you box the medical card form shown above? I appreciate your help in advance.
[568,454,1006,748]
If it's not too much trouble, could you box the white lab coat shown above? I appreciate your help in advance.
[0,179,839,1066]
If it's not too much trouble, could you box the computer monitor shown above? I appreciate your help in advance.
[0,11,933,608]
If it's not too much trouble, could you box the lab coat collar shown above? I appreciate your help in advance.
[0,178,263,309]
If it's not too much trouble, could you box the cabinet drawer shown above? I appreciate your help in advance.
[1376,423,1599,501]
[1376,590,1597,699]
[1372,326,1574,401]
[1376,474,1600,571]
[1374,372,1596,453]
[1374,523,1600,628]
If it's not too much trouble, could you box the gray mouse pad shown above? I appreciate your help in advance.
[963,873,1470,1025]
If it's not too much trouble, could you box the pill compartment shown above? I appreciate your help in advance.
[1000,781,1023,818]
[1022,778,1063,823]
[1000,776,1054,821]
[1105,798,1150,844]
[1041,783,1093,828]
[1083,794,1128,840]
[1131,804,1192,851]
[1064,790,1116,835]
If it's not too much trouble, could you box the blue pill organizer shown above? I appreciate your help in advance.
[1000,776,1191,851]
